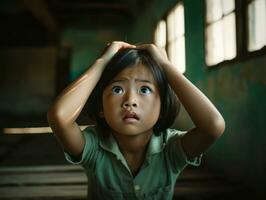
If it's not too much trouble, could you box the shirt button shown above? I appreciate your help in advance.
[134,185,140,191]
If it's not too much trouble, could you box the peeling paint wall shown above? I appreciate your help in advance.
[205,57,266,197]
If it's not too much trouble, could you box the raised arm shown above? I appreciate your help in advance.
[138,44,225,158]
[47,41,135,156]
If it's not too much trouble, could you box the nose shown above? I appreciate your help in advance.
[123,101,137,108]
[122,92,138,108]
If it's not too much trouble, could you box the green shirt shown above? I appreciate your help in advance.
[65,127,201,200]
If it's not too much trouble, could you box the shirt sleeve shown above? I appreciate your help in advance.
[64,127,99,169]
[165,129,202,173]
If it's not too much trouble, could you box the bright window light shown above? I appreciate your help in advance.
[247,0,266,51]
[206,0,223,22]
[206,21,224,65]
[154,2,186,73]
[167,3,186,73]
[223,13,236,60]
[205,0,236,66]
[154,20,166,49]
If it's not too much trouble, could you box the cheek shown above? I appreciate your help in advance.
[153,101,161,116]
[154,96,161,117]
[144,95,161,114]
[102,94,120,114]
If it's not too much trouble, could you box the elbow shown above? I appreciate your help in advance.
[199,114,225,141]
[47,105,64,126]
[209,116,226,139]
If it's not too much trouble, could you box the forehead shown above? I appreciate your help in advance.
[111,63,156,83]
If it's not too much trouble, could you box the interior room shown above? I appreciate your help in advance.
[0,0,265,199]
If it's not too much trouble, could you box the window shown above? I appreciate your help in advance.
[205,0,236,66]
[247,0,266,51]
[205,0,266,67]
[154,20,166,50]
[154,2,186,73]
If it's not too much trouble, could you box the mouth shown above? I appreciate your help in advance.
[122,112,139,122]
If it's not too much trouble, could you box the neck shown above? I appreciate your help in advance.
[112,130,153,177]
[112,130,153,155]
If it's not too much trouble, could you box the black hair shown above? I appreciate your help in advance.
[87,48,180,136]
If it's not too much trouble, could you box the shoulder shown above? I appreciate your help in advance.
[64,126,103,166]
[163,128,187,142]
[82,126,103,139]
[82,126,97,135]
[80,126,103,152]
[163,128,202,168]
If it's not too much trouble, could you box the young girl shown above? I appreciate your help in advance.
[47,41,225,199]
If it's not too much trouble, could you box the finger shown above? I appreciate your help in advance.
[109,41,136,48]
[120,43,136,49]
[136,44,150,49]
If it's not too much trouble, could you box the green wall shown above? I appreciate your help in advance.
[62,27,132,81]
[206,55,266,197]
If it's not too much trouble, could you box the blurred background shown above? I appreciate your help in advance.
[0,0,265,199]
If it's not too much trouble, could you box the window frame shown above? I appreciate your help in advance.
[204,0,266,68]
[153,2,186,73]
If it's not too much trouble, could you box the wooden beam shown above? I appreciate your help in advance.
[20,0,58,33]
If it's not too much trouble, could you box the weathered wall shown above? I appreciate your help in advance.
[62,28,132,81]
[205,56,266,197]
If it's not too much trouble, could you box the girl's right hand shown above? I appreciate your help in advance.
[100,41,136,62]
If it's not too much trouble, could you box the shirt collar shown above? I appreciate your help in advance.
[99,132,165,159]
[146,133,165,156]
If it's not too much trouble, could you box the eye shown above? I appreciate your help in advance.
[112,86,124,95]
[139,86,152,94]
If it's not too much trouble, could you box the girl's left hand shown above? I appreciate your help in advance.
[137,44,170,66]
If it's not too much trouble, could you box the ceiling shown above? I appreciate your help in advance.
[1,0,153,31]
[0,0,153,46]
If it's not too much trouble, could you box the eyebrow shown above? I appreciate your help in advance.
[110,78,153,84]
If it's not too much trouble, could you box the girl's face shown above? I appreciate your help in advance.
[102,63,161,137]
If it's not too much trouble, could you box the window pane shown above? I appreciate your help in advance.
[206,21,224,65]
[248,0,266,51]
[155,20,166,48]
[222,0,235,15]
[206,0,223,23]
[168,38,186,73]
[167,10,175,41]
[175,3,185,36]
[167,3,185,40]
[166,2,186,73]
[223,13,237,60]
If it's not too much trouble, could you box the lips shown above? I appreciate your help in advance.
[122,111,139,121]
